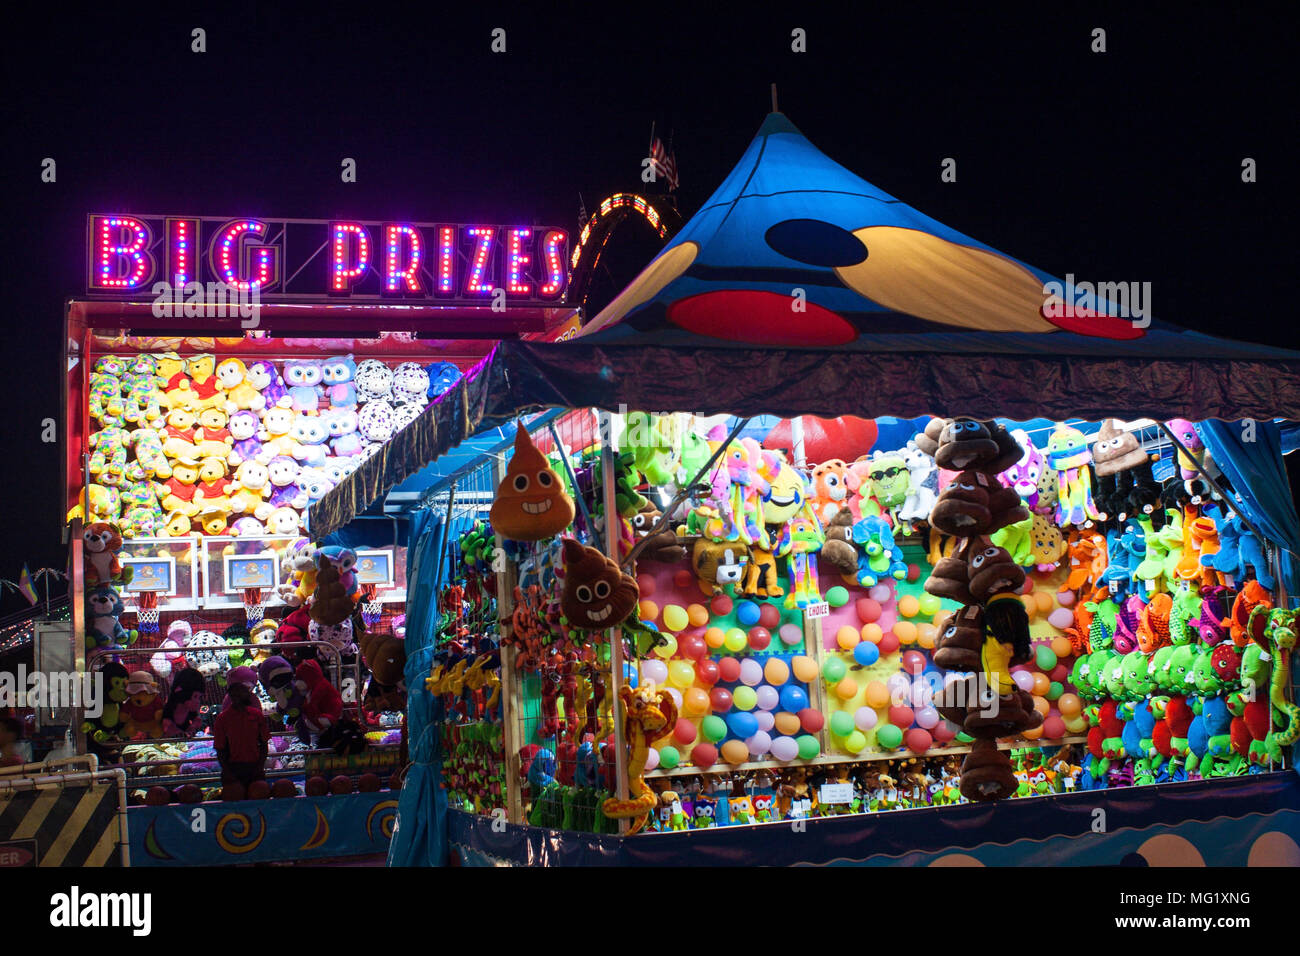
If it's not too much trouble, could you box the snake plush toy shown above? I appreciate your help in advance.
[1249,606,1300,760]
[601,682,678,834]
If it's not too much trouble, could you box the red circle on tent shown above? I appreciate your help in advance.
[667,291,859,346]
[1039,304,1146,340]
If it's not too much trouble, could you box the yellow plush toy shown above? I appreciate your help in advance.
[216,357,265,412]
[193,408,235,459]
[157,461,202,517]
[160,407,200,463]
[155,352,196,411]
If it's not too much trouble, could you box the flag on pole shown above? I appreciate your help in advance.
[17,565,37,605]
[649,137,679,192]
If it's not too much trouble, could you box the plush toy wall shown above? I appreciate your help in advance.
[81,349,461,538]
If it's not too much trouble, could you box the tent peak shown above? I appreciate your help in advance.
[757,111,803,137]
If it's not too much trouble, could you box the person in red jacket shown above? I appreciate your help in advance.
[295,660,342,737]
[213,666,269,788]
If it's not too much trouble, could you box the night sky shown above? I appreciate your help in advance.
[3,6,1292,611]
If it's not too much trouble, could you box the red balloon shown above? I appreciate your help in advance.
[856,598,882,624]
[1050,664,1070,684]
[711,594,733,617]
[680,635,708,661]
[709,687,733,713]
[932,720,957,743]
[762,415,879,463]
[673,718,698,745]
[1043,715,1067,739]
[748,627,772,651]
[904,727,933,754]
[718,657,741,683]
[797,708,825,733]
[674,569,695,590]
[889,705,916,728]
[691,743,718,769]
[906,564,921,583]
[878,632,900,656]
[758,603,781,628]
[901,650,927,675]
[695,659,720,686]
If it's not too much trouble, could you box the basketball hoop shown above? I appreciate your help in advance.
[242,587,266,626]
[360,583,384,627]
[135,590,160,634]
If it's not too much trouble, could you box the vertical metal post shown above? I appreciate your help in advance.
[599,409,630,827]
[791,416,807,467]
[493,457,524,824]
[70,516,86,755]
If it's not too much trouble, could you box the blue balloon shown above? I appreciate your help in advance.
[853,642,880,666]
[736,601,761,627]
[779,684,809,712]
[624,663,638,689]
[727,711,760,740]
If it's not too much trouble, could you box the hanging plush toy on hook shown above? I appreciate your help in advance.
[1046,424,1101,527]
[490,425,576,541]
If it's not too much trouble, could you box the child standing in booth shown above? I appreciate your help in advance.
[213,666,269,789]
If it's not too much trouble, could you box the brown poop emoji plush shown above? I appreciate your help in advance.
[914,417,948,457]
[982,422,1026,475]
[560,538,639,630]
[930,471,1028,536]
[489,425,576,541]
[959,738,1019,802]
[933,604,986,672]
[966,542,1027,603]
[934,419,1000,471]
[924,539,976,605]
[632,503,688,563]
[819,509,858,575]
[310,556,356,626]
[1091,419,1148,476]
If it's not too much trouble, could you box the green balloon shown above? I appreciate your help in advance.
[1036,645,1058,671]
[826,586,849,608]
[955,731,974,744]
[822,656,848,683]
[829,711,854,737]
[701,715,727,743]
[1047,681,1064,701]
[796,734,821,760]
[875,723,903,749]
[844,730,868,753]
[658,746,680,769]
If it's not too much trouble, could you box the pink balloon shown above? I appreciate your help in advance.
[778,623,803,646]
[755,686,780,711]
[1057,589,1077,607]
[770,736,799,761]
[910,681,933,707]
[854,706,878,731]
[643,747,660,771]
[754,710,776,732]
[877,610,897,632]
[915,706,940,729]
[746,731,773,756]
[739,659,763,687]
[664,687,683,710]
[887,673,911,703]
[1048,607,1074,630]
[1013,670,1036,693]
[642,660,668,685]
[868,584,891,603]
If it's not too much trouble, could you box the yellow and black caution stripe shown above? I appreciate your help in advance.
[0,773,126,867]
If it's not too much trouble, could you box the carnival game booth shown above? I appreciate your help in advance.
[60,217,578,863]
[309,114,1300,867]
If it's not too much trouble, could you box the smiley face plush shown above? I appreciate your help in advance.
[560,539,639,630]
[490,425,576,540]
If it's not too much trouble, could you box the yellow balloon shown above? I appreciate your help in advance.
[683,688,710,717]
[774,712,802,736]
[669,660,696,688]
[1051,636,1073,659]
[861,623,883,644]
[791,656,819,683]
[865,681,890,709]
[687,604,710,628]
[844,730,868,754]
[918,594,942,617]
[764,658,790,686]
[724,628,748,653]
[653,634,678,658]
[1034,590,1055,615]
[897,595,920,618]
[1057,693,1082,717]
[835,677,859,700]
[916,623,937,650]
[639,599,659,622]
[721,739,749,765]
[662,604,689,633]
[836,626,860,650]
[894,621,917,645]
[1063,714,1089,735]
[704,627,726,649]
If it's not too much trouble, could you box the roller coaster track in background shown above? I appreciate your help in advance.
[566,193,684,314]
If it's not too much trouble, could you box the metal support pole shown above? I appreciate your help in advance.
[791,416,807,468]
[599,409,629,829]
[1156,421,1269,544]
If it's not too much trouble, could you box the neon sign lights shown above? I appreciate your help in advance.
[571,193,667,269]
[87,215,568,302]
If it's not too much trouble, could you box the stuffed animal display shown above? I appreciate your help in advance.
[82,352,457,537]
